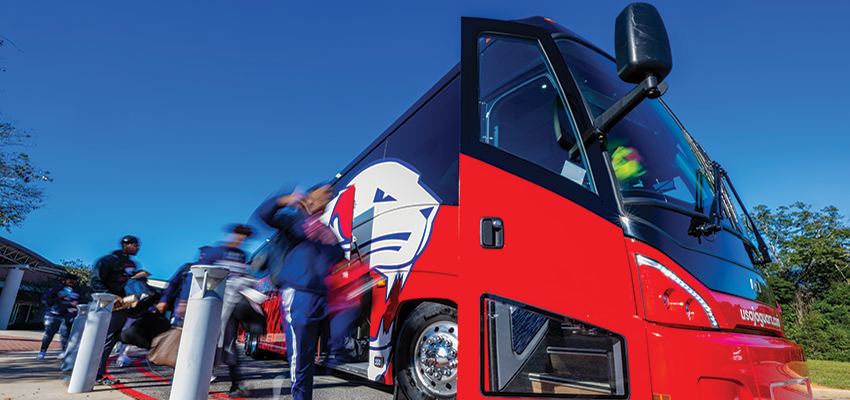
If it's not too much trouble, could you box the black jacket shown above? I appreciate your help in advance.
[91,250,136,297]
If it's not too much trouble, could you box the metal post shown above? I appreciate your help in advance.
[0,265,29,330]
[67,293,118,393]
[170,266,229,400]
[61,304,91,372]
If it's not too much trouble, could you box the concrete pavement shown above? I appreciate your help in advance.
[2,329,849,399]
[0,330,393,400]
[0,330,130,399]
[0,350,130,399]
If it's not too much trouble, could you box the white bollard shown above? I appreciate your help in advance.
[170,266,229,400]
[67,293,118,393]
[0,265,28,330]
[61,304,91,372]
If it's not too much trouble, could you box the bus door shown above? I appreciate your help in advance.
[457,17,650,399]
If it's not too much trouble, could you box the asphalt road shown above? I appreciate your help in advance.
[106,348,394,400]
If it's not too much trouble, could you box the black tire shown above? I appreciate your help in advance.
[395,303,458,400]
[244,333,253,357]
[249,334,267,360]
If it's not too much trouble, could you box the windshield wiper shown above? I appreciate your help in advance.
[688,161,724,238]
[686,161,771,264]
[722,169,772,264]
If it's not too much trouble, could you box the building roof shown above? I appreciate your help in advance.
[0,236,63,275]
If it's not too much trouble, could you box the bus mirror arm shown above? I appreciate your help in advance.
[579,75,667,152]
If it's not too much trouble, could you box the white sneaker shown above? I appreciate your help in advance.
[116,355,132,367]
[56,351,65,359]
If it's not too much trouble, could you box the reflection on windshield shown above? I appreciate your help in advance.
[557,38,713,211]
[555,38,752,238]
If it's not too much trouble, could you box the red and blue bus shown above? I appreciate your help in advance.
[246,5,811,400]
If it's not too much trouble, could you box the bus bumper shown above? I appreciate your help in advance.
[645,324,812,400]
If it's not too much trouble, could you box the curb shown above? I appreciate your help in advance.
[814,387,850,400]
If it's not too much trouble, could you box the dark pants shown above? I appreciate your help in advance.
[41,315,72,352]
[327,307,358,362]
[282,288,328,400]
[97,309,128,377]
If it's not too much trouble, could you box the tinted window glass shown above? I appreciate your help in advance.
[478,34,593,192]
[383,79,460,205]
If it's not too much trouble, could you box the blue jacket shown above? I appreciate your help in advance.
[257,196,344,295]
[198,245,248,275]
[160,262,192,310]
[41,283,79,319]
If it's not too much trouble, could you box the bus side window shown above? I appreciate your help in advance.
[478,34,593,192]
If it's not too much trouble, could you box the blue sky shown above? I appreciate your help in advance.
[2,0,848,279]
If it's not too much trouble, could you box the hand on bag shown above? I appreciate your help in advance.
[155,302,168,314]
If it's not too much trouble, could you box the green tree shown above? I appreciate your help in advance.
[753,202,850,295]
[0,38,52,232]
[752,203,850,361]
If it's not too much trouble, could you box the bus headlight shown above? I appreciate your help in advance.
[636,254,719,329]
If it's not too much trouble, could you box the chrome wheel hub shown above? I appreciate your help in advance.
[413,321,458,397]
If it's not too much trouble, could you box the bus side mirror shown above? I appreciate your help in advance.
[615,3,672,84]
[579,3,671,149]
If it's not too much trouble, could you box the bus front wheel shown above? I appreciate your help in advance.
[395,303,458,400]
[244,333,253,356]
[249,334,267,360]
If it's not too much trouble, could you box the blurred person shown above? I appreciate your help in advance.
[257,183,344,400]
[155,246,213,322]
[201,224,255,397]
[90,235,140,386]
[114,270,159,367]
[324,257,368,365]
[37,275,80,360]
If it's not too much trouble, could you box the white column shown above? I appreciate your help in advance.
[61,304,91,371]
[170,266,229,400]
[0,265,29,330]
[67,293,119,393]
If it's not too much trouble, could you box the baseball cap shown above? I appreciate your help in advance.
[121,235,140,245]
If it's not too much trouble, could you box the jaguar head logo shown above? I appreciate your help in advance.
[322,159,441,301]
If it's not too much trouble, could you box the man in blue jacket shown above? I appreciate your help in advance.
[155,245,212,322]
[257,183,344,400]
[37,275,80,360]
[200,224,254,398]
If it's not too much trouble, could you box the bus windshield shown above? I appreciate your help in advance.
[555,38,752,239]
